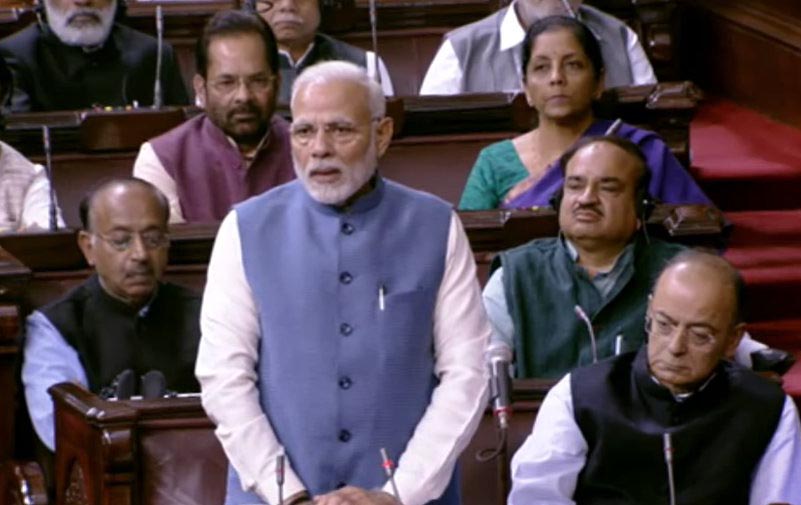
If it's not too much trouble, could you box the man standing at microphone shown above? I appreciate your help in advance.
[508,251,801,503]
[196,61,490,505]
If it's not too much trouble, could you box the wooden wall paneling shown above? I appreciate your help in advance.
[683,0,801,128]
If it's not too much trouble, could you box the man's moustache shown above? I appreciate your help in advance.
[573,205,603,216]
[67,10,102,24]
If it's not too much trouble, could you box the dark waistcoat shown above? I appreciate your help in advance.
[571,349,785,504]
[496,236,683,378]
[149,114,295,223]
[40,275,201,394]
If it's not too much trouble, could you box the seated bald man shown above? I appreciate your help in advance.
[509,250,801,504]
[22,178,201,451]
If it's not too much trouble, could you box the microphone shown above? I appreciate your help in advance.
[141,370,167,399]
[114,369,135,400]
[379,447,401,503]
[574,305,598,364]
[367,0,381,86]
[614,334,624,355]
[486,341,513,430]
[152,5,164,109]
[40,126,58,231]
[604,118,623,136]
[663,432,676,505]
[276,453,285,505]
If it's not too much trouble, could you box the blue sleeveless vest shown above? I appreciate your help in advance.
[226,177,460,504]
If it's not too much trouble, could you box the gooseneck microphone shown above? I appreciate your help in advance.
[153,5,164,109]
[476,342,513,463]
[604,118,623,136]
[663,432,676,505]
[114,369,135,400]
[574,305,598,364]
[40,126,58,231]
[276,453,285,505]
[141,370,167,400]
[380,447,401,503]
[486,341,513,430]
[368,0,381,87]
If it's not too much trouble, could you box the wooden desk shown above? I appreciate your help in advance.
[42,380,551,505]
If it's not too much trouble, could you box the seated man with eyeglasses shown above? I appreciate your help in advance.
[133,10,294,224]
[22,178,202,451]
[509,250,801,504]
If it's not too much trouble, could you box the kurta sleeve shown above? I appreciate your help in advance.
[748,395,801,504]
[419,38,463,96]
[133,141,186,224]
[509,374,586,505]
[22,311,88,451]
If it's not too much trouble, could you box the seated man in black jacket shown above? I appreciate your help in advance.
[21,178,201,451]
[252,0,393,102]
[0,0,188,111]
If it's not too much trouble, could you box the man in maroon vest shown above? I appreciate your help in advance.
[133,10,294,224]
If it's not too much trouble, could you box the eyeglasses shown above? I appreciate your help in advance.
[645,314,718,348]
[290,118,380,146]
[209,74,276,95]
[93,231,170,252]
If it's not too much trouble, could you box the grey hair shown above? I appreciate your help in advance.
[290,60,386,118]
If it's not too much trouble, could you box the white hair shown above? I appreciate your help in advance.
[290,60,385,118]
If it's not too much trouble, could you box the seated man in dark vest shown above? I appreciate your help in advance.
[420,0,656,94]
[0,0,188,111]
[196,61,489,505]
[21,178,201,451]
[509,250,801,503]
[251,0,393,103]
[133,10,295,224]
[484,136,769,379]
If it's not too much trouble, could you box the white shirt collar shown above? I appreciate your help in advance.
[279,41,315,68]
[500,1,526,52]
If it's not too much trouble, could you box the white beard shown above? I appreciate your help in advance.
[293,139,378,206]
[45,0,116,48]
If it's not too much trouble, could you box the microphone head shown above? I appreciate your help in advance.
[141,370,167,400]
[486,341,513,363]
[115,369,135,400]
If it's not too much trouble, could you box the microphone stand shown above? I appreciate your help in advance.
[663,433,676,505]
[368,0,381,87]
[40,126,58,231]
[379,448,401,503]
[153,5,164,109]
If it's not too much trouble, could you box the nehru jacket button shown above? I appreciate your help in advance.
[341,222,354,235]
[338,377,352,390]
[336,482,347,489]
[340,323,353,336]
[339,272,353,284]
[338,430,351,442]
